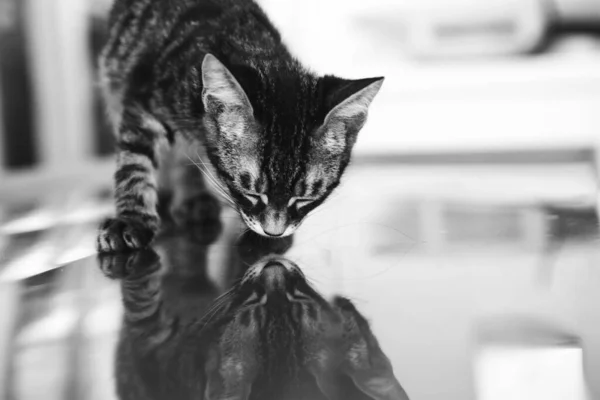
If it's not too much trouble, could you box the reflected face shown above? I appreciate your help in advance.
[202,256,338,397]
[206,255,335,338]
[110,246,408,400]
[201,256,408,400]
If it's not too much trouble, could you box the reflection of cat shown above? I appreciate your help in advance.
[99,228,409,400]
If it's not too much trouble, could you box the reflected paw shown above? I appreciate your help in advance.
[97,248,161,279]
[96,216,157,253]
[171,192,221,226]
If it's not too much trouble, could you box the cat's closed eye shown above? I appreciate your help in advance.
[243,291,267,306]
[244,193,268,206]
[288,197,315,209]
[286,288,312,302]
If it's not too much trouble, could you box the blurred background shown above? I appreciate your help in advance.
[0,0,600,399]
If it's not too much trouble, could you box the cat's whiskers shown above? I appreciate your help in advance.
[183,158,225,192]
[204,174,236,206]
[198,288,237,330]
[204,294,232,318]
[196,166,234,205]
[185,154,237,208]
[185,153,230,197]
[235,227,251,242]
[193,150,226,191]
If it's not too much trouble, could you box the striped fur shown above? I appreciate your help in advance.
[104,248,408,400]
[97,0,384,252]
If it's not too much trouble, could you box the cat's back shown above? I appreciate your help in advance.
[103,0,285,70]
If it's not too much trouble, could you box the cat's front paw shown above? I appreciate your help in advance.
[97,216,158,253]
[171,192,221,226]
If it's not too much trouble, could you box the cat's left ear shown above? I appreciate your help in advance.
[318,76,384,154]
[201,54,254,141]
[333,297,410,400]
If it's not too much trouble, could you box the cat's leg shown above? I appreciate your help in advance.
[97,249,176,349]
[170,141,221,226]
[97,108,166,252]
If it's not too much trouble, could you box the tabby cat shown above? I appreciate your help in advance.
[97,0,384,252]
[100,236,408,400]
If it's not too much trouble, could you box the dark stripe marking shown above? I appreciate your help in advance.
[115,164,149,184]
[118,141,158,168]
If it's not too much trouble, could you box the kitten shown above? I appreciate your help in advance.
[97,0,384,252]
[99,234,409,400]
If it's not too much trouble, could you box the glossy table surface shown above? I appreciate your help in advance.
[0,164,599,400]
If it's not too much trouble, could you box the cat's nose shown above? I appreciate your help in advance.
[263,261,287,275]
[263,227,285,237]
[261,261,288,290]
[262,221,286,237]
[261,212,287,237]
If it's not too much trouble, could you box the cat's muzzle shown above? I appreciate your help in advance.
[242,255,301,286]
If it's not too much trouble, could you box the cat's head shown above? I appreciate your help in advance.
[199,54,384,237]
[203,256,408,400]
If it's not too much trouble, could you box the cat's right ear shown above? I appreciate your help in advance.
[204,348,253,400]
[201,54,254,140]
[334,297,410,400]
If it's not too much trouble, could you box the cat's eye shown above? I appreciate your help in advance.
[288,197,315,209]
[243,292,266,306]
[244,193,268,206]
[286,288,312,302]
